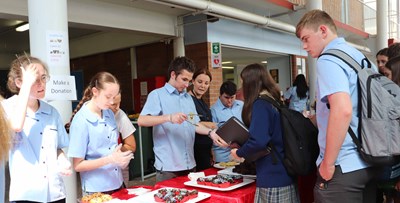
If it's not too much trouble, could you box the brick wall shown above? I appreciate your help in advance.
[323,0,364,31]
[323,0,342,22]
[348,0,363,31]
[136,42,174,78]
[186,42,223,106]
[70,49,134,112]
[70,42,222,111]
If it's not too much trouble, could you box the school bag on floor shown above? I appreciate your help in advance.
[260,95,319,176]
[320,49,400,167]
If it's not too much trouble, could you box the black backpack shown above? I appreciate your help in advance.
[260,95,319,176]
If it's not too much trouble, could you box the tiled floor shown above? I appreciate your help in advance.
[127,175,157,187]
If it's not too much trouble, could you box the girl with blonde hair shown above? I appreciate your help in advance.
[2,55,70,202]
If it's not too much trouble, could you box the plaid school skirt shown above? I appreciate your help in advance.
[254,184,299,203]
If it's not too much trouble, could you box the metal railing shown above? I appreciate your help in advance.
[388,0,400,39]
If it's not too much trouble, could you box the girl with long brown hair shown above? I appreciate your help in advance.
[231,63,298,203]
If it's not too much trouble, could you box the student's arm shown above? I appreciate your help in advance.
[73,144,133,172]
[72,157,111,172]
[138,113,188,127]
[122,135,136,152]
[118,111,137,152]
[283,87,292,100]
[195,123,228,147]
[319,92,352,181]
[9,64,38,132]
[199,121,217,129]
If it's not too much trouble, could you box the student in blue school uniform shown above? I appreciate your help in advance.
[110,92,137,186]
[231,63,298,203]
[283,74,309,113]
[138,56,228,182]
[211,81,244,163]
[68,71,134,195]
[2,55,71,203]
[296,10,379,203]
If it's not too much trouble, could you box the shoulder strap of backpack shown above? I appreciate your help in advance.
[258,94,282,110]
[318,49,364,152]
[322,49,372,72]
[319,49,372,73]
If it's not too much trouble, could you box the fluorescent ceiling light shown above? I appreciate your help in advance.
[221,61,232,64]
[16,23,29,32]
[222,66,234,69]
[261,60,268,64]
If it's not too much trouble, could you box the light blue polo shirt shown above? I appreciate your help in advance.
[210,98,244,162]
[316,37,375,173]
[283,86,309,112]
[140,83,199,172]
[2,96,69,202]
[68,102,123,192]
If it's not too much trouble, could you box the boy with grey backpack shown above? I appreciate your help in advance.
[320,49,400,170]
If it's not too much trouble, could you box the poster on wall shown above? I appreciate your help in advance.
[46,30,69,67]
[211,42,222,68]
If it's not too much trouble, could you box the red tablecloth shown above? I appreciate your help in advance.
[154,168,256,203]
[111,185,154,200]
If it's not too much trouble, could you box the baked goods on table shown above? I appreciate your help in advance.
[197,174,243,188]
[153,188,199,203]
[218,161,239,168]
[81,192,112,203]
[233,161,256,175]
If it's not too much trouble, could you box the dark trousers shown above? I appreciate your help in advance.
[156,168,195,183]
[194,143,213,171]
[314,166,379,203]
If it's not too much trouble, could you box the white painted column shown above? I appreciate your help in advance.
[306,0,323,10]
[28,0,77,202]
[305,0,323,103]
[235,64,246,87]
[174,16,185,57]
[376,0,388,49]
[173,37,185,57]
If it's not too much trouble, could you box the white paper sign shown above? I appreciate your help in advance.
[46,30,69,67]
[45,75,77,101]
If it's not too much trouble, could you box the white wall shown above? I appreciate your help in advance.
[207,18,307,57]
[267,56,292,91]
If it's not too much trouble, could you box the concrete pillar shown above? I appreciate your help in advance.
[305,0,322,103]
[376,0,389,49]
[173,16,185,57]
[306,0,323,12]
[28,0,77,202]
[173,37,185,57]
